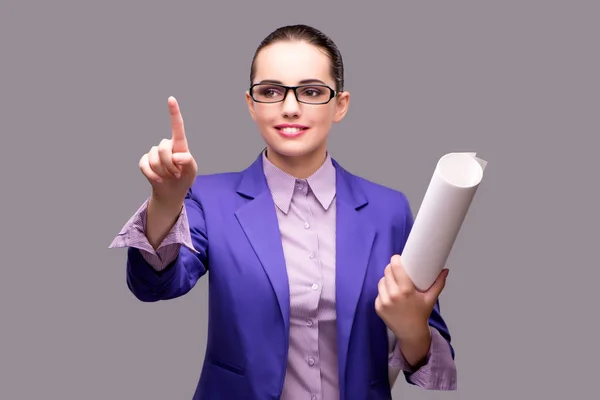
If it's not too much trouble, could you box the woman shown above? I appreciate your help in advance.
[110,24,457,399]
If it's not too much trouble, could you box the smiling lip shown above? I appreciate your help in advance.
[275,124,309,138]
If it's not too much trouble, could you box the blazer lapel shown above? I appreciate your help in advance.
[332,160,376,394]
[234,156,290,336]
[232,155,376,394]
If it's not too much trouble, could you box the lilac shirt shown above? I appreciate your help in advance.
[110,151,457,397]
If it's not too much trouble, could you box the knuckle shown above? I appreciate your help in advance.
[158,139,172,153]
[140,165,152,178]
[381,297,392,308]
[149,161,163,175]
[387,288,400,301]
[139,155,151,171]
[374,302,382,313]
[148,155,159,168]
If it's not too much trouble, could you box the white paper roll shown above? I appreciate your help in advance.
[402,152,488,291]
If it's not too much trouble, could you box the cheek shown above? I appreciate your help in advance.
[306,107,335,126]
[253,106,277,126]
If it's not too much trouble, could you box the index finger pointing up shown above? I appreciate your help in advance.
[168,96,188,153]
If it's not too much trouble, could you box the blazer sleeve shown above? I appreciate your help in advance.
[123,187,209,302]
[109,197,196,271]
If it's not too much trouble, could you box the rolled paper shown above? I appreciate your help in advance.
[402,152,488,291]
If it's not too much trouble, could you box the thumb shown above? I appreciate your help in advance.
[426,269,449,301]
[172,152,197,172]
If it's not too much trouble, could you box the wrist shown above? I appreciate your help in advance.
[396,323,431,345]
[396,325,432,369]
[146,194,184,250]
[150,191,185,213]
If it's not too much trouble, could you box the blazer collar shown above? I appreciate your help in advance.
[236,151,368,211]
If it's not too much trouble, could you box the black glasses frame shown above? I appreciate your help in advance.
[249,83,338,105]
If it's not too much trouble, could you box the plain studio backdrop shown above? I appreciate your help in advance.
[1,1,597,399]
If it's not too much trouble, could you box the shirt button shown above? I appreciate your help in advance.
[312,396,317,400]
[308,356,316,366]
[306,319,313,327]
[304,222,310,229]
[309,253,315,259]
[311,283,319,290]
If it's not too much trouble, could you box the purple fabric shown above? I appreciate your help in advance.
[110,151,457,395]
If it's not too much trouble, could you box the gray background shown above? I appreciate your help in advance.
[1,0,598,399]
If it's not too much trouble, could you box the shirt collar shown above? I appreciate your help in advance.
[262,149,336,214]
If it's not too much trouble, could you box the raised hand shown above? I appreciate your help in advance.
[139,96,198,204]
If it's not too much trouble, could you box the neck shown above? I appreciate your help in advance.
[265,146,327,179]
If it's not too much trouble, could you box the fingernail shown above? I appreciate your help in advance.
[174,172,181,178]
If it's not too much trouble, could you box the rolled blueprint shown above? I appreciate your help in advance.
[402,152,488,291]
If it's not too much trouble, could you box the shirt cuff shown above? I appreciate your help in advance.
[388,327,457,390]
[109,198,198,271]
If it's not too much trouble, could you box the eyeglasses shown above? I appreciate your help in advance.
[249,83,338,105]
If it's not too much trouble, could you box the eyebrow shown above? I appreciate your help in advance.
[257,79,328,86]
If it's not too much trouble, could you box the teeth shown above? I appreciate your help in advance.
[281,127,302,133]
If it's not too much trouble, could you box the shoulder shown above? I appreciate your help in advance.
[356,174,410,207]
[336,160,413,224]
[188,153,265,199]
[358,175,412,222]
[338,160,411,207]
[187,170,243,200]
[193,170,242,187]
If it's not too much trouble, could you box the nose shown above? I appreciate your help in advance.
[281,88,301,118]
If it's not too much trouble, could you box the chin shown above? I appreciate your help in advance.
[265,139,323,159]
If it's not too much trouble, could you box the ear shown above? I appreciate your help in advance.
[332,91,350,123]
[245,90,257,121]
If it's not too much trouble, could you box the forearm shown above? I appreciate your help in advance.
[146,194,184,249]
[396,325,432,369]
[388,326,457,390]
[110,195,206,302]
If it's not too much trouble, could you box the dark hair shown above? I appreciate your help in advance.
[250,24,345,92]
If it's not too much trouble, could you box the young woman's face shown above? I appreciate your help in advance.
[246,40,350,161]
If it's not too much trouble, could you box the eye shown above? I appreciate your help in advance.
[258,85,283,97]
[300,87,324,97]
